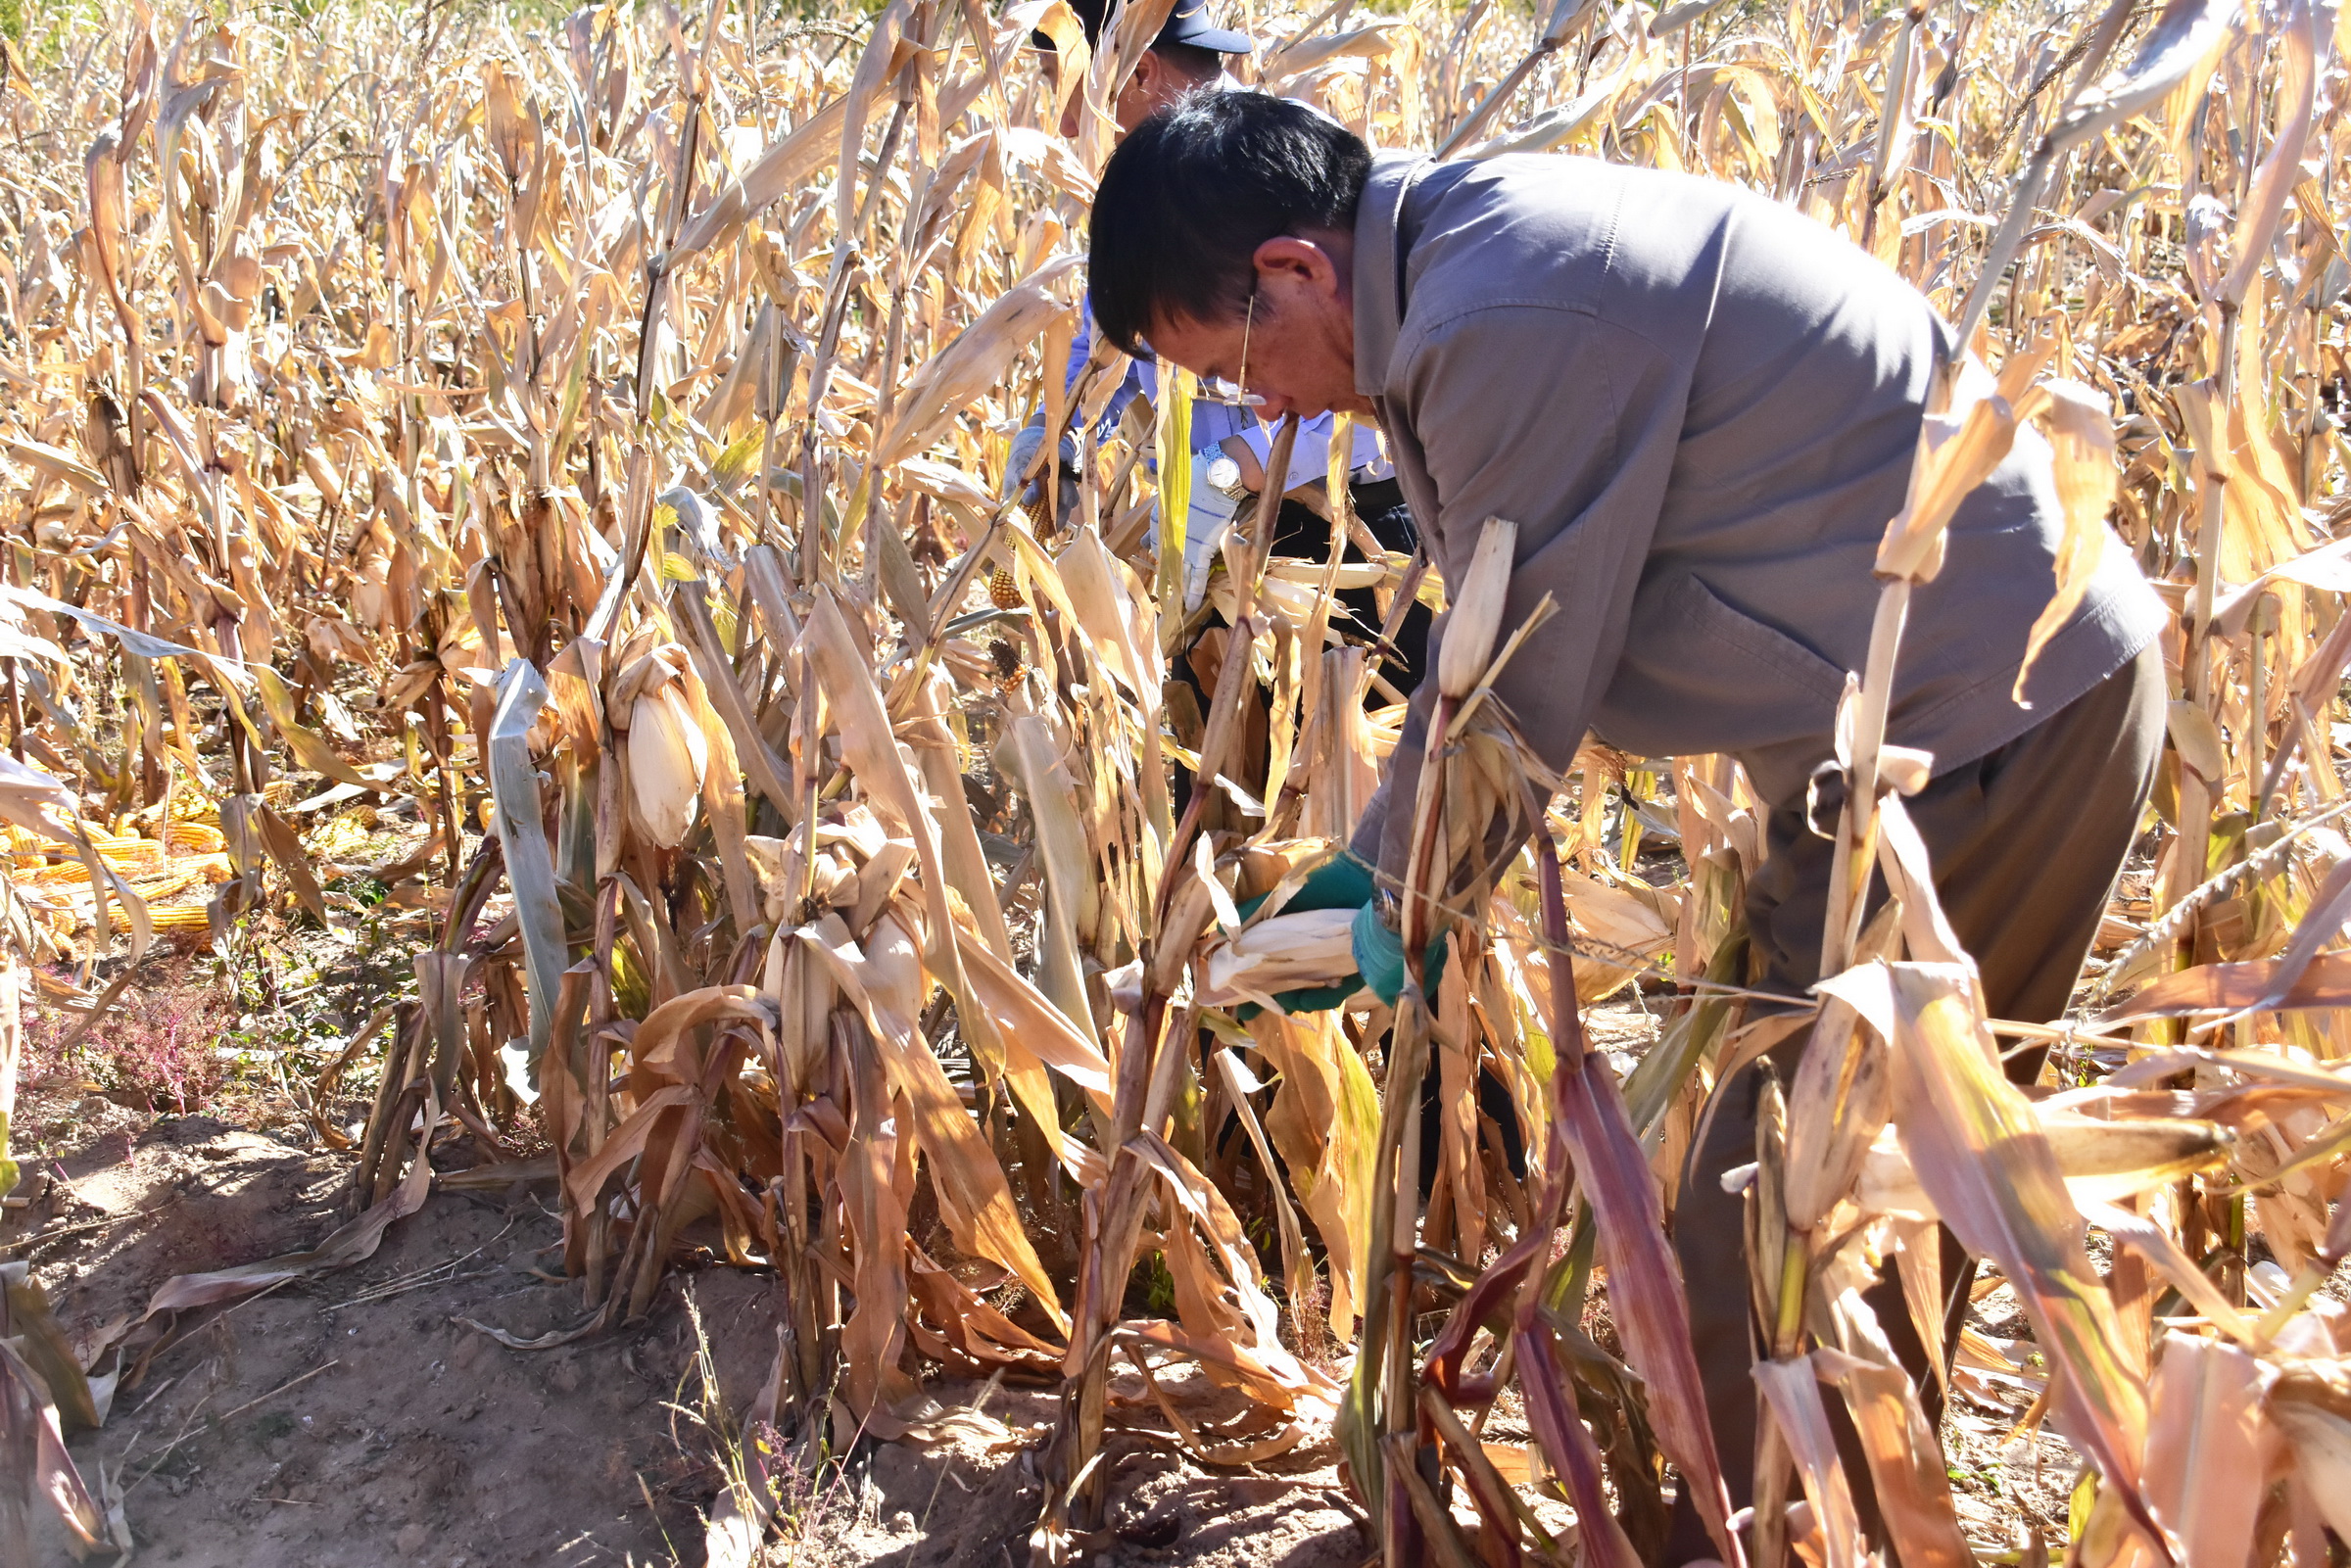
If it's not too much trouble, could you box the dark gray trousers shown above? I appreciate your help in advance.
[1662,641,2166,1563]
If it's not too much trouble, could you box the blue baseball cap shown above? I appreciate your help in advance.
[1049,0,1255,56]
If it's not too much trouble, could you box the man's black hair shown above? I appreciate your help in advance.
[1088,90,1371,359]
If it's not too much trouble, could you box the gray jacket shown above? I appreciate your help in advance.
[1347,151,2166,877]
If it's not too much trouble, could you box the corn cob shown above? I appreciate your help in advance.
[104,840,168,877]
[627,677,709,848]
[164,822,227,855]
[131,868,204,903]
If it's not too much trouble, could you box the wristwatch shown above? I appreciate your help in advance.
[1204,455,1249,501]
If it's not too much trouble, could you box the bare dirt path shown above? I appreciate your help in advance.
[12,1104,1373,1567]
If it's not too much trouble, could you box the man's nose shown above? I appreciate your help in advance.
[1058,95,1080,139]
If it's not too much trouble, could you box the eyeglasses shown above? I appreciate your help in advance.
[1191,288,1267,408]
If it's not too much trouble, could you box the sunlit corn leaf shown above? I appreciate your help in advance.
[1536,848,1743,1565]
[1753,1356,1865,1568]
[1843,961,2169,1559]
[2141,1334,2269,1568]
[2098,951,2351,1024]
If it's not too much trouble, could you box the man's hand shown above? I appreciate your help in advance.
[1004,423,1079,506]
[1348,897,1448,1009]
[1239,851,1447,1014]
[1004,423,1045,501]
[1236,847,1377,923]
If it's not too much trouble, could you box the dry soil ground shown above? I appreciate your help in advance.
[8,999,2076,1567]
[9,1095,1382,1567]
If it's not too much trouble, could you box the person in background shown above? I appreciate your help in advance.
[1008,0,1427,693]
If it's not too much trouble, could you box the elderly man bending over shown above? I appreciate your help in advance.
[1087,90,2166,1560]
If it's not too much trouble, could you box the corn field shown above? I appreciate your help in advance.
[0,0,2349,1561]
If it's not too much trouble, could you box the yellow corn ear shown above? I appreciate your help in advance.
[165,822,227,855]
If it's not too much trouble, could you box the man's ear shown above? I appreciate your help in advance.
[1253,235,1340,293]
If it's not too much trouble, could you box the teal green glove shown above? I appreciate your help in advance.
[1257,979,1362,1017]
[1350,899,1449,1008]
[1235,849,1377,923]
[1233,851,1380,1018]
[1231,853,1446,1016]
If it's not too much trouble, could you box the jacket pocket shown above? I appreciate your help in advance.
[1666,573,1850,710]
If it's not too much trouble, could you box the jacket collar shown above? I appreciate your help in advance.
[1352,151,1431,401]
